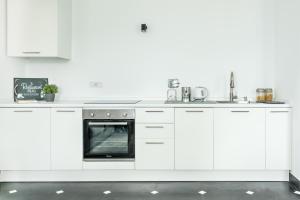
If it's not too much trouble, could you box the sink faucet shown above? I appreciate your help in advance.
[229,72,237,102]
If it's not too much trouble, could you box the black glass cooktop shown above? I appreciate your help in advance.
[84,100,141,104]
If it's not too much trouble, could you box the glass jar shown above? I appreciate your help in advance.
[265,88,273,102]
[167,88,177,102]
[256,88,265,102]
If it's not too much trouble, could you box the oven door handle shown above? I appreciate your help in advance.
[88,122,128,126]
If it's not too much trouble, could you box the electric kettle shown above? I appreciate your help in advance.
[193,87,208,101]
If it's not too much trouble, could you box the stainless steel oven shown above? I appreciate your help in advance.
[83,109,135,161]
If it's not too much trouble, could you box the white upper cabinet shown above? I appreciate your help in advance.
[0,108,51,170]
[51,108,83,170]
[175,108,214,170]
[266,108,291,170]
[7,0,72,59]
[214,108,266,170]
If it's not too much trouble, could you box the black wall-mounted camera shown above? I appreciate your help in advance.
[141,24,147,32]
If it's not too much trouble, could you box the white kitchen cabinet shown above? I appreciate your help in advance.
[0,108,51,170]
[214,108,265,170]
[51,108,83,170]
[266,108,291,170]
[7,0,72,59]
[175,108,214,170]
[136,139,174,170]
[136,108,174,124]
[136,108,174,170]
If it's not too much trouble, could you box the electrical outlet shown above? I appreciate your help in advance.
[89,81,103,88]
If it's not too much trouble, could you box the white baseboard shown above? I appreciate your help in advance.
[0,170,289,182]
[82,161,135,170]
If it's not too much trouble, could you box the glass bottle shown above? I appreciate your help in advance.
[256,88,265,102]
[265,88,273,102]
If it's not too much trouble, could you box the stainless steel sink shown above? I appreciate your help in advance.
[216,100,238,104]
[216,100,251,104]
[165,100,253,104]
[165,100,217,104]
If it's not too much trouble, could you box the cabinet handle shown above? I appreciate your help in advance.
[186,110,204,113]
[22,51,41,54]
[231,111,250,113]
[145,142,165,145]
[88,122,128,126]
[270,111,289,113]
[145,111,164,113]
[56,110,76,113]
[145,126,164,129]
[14,110,33,113]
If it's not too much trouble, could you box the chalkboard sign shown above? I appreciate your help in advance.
[14,78,48,102]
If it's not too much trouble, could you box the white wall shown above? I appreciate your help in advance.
[275,0,300,179]
[23,0,276,100]
[0,0,24,100]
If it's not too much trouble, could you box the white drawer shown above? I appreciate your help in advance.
[135,139,174,170]
[136,124,174,139]
[136,108,174,123]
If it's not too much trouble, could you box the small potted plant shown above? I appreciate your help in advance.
[42,84,58,102]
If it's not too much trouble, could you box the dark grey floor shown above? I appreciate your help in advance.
[0,182,299,200]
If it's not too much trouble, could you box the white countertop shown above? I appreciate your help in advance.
[0,100,292,108]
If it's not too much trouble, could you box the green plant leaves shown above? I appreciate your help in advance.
[42,84,58,94]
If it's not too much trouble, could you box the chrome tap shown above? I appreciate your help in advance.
[229,72,237,102]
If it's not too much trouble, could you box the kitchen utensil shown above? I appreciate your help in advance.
[168,79,180,88]
[182,87,191,103]
[193,87,208,101]
[167,79,180,101]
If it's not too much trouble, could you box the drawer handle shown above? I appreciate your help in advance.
[22,51,41,54]
[145,142,165,145]
[145,126,164,129]
[186,110,204,113]
[89,122,127,126]
[231,111,250,113]
[270,111,289,113]
[145,111,164,113]
[56,110,76,113]
[14,110,33,113]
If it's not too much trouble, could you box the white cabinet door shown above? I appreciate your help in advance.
[51,108,83,170]
[266,108,291,170]
[7,0,57,57]
[214,108,265,170]
[7,0,71,58]
[136,139,174,170]
[0,108,51,170]
[175,108,214,170]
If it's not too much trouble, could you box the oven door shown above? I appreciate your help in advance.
[83,119,135,160]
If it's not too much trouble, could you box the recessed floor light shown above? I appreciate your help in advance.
[103,190,111,195]
[198,190,207,195]
[56,190,64,195]
[294,191,300,195]
[151,190,159,195]
[246,191,255,195]
[9,190,17,194]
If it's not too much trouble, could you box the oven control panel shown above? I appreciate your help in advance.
[83,109,135,120]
